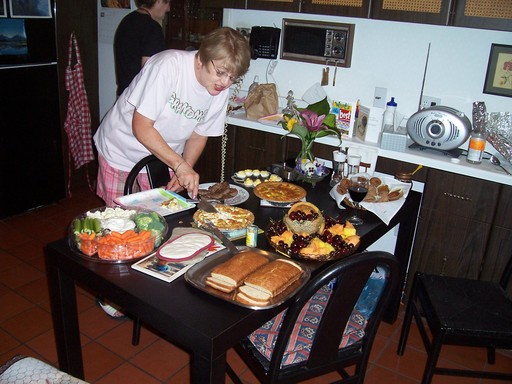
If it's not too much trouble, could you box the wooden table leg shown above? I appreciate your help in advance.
[190,352,226,384]
[45,256,84,379]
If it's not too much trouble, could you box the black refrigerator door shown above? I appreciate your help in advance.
[0,64,65,219]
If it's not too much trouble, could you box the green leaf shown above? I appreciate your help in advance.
[306,97,331,116]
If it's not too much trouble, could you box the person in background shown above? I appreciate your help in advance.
[114,0,170,97]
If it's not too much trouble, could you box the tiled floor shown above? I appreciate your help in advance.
[1,185,511,383]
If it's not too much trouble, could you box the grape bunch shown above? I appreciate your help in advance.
[288,209,319,222]
[266,219,287,237]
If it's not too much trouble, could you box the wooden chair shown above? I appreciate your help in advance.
[226,251,400,384]
[123,154,171,346]
[397,253,512,383]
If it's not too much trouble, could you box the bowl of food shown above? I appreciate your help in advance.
[68,206,168,263]
[266,202,360,261]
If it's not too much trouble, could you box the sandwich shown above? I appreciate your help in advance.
[236,259,303,306]
[205,252,269,293]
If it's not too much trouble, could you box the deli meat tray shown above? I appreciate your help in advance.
[184,246,310,310]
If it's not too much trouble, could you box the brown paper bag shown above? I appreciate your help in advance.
[244,83,279,120]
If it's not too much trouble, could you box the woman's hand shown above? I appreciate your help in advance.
[167,161,199,198]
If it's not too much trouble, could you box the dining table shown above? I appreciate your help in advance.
[45,177,421,383]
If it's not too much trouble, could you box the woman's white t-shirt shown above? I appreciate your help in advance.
[94,49,228,172]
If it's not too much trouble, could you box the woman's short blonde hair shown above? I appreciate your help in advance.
[198,27,251,79]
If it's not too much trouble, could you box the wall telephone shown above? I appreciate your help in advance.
[249,26,281,59]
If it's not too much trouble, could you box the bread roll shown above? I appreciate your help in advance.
[370,177,382,187]
[388,188,404,201]
[206,252,269,293]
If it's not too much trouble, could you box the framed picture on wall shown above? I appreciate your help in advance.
[483,44,512,98]
[1,0,6,17]
[9,0,52,18]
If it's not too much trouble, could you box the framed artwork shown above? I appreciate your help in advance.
[9,0,52,18]
[0,0,6,17]
[100,0,131,9]
[483,44,512,98]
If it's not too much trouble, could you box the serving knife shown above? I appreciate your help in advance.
[203,220,240,256]
[198,197,218,213]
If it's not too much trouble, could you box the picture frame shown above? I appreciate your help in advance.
[0,0,6,18]
[483,44,512,98]
[9,0,52,18]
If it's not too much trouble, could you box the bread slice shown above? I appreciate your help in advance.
[206,252,269,292]
[236,259,303,305]
[205,276,237,293]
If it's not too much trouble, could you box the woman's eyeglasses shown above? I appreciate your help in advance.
[210,60,240,84]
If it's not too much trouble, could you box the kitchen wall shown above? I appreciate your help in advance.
[223,9,511,121]
[97,5,511,121]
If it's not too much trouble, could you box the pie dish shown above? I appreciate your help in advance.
[253,182,307,204]
[193,204,255,231]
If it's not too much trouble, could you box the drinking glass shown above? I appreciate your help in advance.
[347,174,369,225]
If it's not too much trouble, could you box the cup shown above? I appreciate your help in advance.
[347,154,361,176]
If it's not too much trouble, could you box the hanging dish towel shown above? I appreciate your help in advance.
[63,32,95,195]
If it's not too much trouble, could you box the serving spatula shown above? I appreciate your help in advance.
[198,197,218,213]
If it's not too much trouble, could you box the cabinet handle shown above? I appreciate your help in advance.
[248,145,266,153]
[443,192,471,201]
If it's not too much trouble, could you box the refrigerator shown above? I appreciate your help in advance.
[0,1,65,219]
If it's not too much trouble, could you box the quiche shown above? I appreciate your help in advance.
[193,204,254,231]
[253,182,306,203]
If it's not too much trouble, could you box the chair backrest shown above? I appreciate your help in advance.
[267,251,400,379]
[123,154,171,195]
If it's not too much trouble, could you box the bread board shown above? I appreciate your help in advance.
[184,246,310,310]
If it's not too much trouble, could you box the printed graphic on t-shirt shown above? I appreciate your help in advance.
[168,93,207,122]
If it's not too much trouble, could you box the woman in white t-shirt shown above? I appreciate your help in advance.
[94,27,251,206]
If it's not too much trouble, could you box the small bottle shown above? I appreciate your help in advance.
[246,224,258,247]
[383,97,397,128]
[466,130,486,164]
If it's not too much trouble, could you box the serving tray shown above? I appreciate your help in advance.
[114,188,195,217]
[185,247,310,310]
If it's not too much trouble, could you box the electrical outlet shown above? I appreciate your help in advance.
[420,95,441,109]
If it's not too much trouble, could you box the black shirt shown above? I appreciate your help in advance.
[114,11,166,96]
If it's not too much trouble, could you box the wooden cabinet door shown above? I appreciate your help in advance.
[246,0,299,12]
[452,0,512,31]
[371,0,451,25]
[233,127,287,170]
[302,0,370,18]
[195,127,236,183]
[201,0,245,8]
[479,185,512,286]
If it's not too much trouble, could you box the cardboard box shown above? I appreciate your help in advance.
[331,100,356,138]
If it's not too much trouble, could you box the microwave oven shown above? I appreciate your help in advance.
[280,19,355,67]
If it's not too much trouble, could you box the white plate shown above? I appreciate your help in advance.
[114,188,195,216]
[193,183,249,205]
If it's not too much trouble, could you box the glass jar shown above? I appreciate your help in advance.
[395,171,413,184]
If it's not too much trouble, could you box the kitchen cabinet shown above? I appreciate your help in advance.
[371,0,451,25]
[452,0,512,32]
[246,0,369,17]
[201,0,245,9]
[407,169,501,298]
[166,0,222,50]
[194,126,236,183]
[246,0,299,12]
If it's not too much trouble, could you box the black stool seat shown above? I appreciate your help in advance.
[397,267,512,384]
[420,274,512,344]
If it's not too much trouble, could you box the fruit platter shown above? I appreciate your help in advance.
[68,206,168,263]
[265,202,360,261]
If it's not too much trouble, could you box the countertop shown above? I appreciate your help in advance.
[228,112,512,187]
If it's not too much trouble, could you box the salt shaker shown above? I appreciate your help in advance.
[330,150,347,187]
[347,154,361,176]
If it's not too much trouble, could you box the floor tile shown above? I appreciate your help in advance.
[95,362,162,384]
[1,306,52,343]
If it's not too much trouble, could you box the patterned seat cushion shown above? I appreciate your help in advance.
[248,267,387,367]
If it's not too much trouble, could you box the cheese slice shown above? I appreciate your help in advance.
[157,233,214,262]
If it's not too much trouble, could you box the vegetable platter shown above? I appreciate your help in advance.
[68,206,168,263]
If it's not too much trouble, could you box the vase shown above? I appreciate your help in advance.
[295,157,330,187]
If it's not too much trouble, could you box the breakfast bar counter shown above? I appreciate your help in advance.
[45,178,421,383]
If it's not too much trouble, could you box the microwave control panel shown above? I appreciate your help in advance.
[325,29,348,59]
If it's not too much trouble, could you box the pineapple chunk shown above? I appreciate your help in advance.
[300,237,335,255]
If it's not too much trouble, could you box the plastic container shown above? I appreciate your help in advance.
[466,130,486,164]
[383,97,397,128]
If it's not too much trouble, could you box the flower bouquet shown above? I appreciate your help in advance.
[280,98,341,185]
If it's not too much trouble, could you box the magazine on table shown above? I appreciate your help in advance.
[132,228,226,283]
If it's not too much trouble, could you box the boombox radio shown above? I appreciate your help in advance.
[406,106,471,151]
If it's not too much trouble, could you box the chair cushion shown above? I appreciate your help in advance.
[0,355,88,383]
[248,268,387,367]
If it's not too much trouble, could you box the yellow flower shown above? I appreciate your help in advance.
[285,116,297,132]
